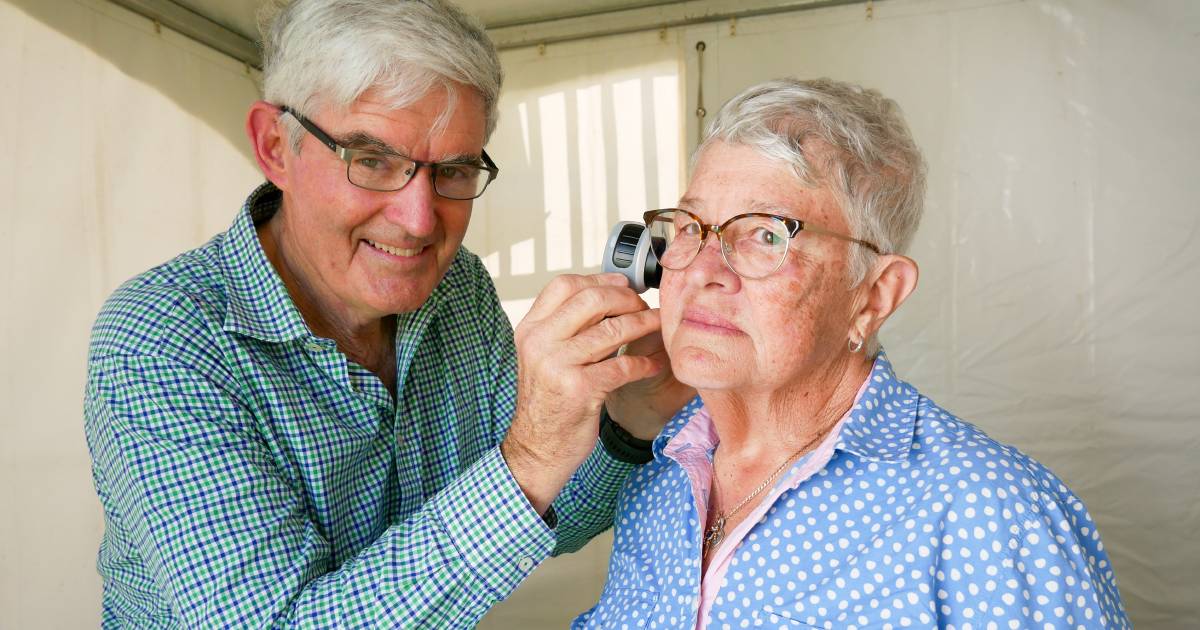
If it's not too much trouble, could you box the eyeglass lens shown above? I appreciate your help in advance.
[346,151,490,199]
[647,210,792,279]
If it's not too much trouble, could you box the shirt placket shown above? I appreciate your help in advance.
[389,304,441,520]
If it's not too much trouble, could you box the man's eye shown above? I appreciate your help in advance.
[437,165,463,179]
[354,154,392,171]
[679,222,702,236]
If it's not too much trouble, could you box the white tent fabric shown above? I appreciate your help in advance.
[1,0,262,626]
[1,0,1196,628]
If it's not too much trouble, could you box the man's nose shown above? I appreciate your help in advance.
[381,167,438,236]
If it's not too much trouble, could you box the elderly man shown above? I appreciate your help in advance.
[83,0,686,627]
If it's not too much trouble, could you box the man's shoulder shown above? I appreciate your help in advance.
[89,234,230,361]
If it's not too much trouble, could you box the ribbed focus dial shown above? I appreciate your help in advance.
[610,223,645,269]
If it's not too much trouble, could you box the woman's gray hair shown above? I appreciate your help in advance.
[697,78,926,288]
[257,0,503,151]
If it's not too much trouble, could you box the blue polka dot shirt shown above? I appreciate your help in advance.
[575,353,1130,629]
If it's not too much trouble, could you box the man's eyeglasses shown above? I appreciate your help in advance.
[643,208,882,279]
[280,106,499,200]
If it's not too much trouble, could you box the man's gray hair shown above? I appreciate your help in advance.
[257,0,503,151]
[697,78,926,287]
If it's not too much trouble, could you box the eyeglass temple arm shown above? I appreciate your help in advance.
[481,149,498,171]
[278,106,340,154]
[796,223,883,254]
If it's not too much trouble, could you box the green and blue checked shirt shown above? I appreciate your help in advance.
[84,183,636,628]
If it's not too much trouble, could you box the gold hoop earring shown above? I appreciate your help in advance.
[848,337,864,353]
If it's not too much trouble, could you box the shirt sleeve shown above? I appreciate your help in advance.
[86,352,555,629]
[473,267,638,557]
[932,480,1131,629]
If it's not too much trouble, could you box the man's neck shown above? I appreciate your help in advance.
[256,219,398,393]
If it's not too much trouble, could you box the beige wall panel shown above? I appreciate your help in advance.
[0,1,261,627]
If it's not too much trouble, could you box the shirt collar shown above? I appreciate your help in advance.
[220,182,310,343]
[654,350,918,464]
[833,351,919,463]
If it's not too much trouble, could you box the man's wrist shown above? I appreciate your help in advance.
[599,406,655,464]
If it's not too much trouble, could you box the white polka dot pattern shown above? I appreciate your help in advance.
[573,353,1129,629]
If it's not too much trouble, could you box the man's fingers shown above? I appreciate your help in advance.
[522,273,630,323]
[622,330,666,359]
[529,284,650,344]
[570,308,662,363]
[582,353,665,395]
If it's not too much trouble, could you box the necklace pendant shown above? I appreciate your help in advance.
[703,514,726,555]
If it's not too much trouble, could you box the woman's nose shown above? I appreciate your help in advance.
[684,232,739,290]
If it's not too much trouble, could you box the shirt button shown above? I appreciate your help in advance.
[517,557,535,572]
[304,341,323,352]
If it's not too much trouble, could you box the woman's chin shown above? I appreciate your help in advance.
[670,349,746,391]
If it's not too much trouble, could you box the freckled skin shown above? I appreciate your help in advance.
[659,141,861,400]
[662,142,880,571]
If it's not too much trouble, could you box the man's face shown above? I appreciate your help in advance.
[273,84,487,321]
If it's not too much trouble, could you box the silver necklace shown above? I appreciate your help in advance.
[702,434,823,559]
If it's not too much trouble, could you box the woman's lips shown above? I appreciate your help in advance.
[680,307,743,335]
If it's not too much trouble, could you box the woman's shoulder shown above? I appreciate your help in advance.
[905,393,1093,523]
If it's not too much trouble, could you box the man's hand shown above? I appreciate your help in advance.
[502,273,665,514]
[604,331,696,441]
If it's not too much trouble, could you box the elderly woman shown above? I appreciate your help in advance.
[575,78,1129,629]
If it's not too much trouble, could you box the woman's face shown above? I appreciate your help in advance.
[659,141,861,395]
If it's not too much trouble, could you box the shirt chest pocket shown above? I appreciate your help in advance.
[760,600,929,630]
[579,587,658,628]
[760,610,840,628]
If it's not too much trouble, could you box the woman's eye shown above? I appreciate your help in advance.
[752,227,778,245]
[680,222,702,236]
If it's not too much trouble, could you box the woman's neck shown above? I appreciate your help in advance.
[702,353,874,461]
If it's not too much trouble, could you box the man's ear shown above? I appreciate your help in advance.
[246,100,290,190]
[849,254,919,342]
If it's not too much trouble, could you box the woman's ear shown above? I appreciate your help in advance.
[245,100,290,190]
[850,254,919,342]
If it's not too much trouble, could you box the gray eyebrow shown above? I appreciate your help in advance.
[437,152,484,165]
[339,131,401,155]
[338,131,482,164]
[676,197,798,220]
[745,200,797,218]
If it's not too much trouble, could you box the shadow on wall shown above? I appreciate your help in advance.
[13,0,685,319]
[9,0,259,167]
[472,70,682,316]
